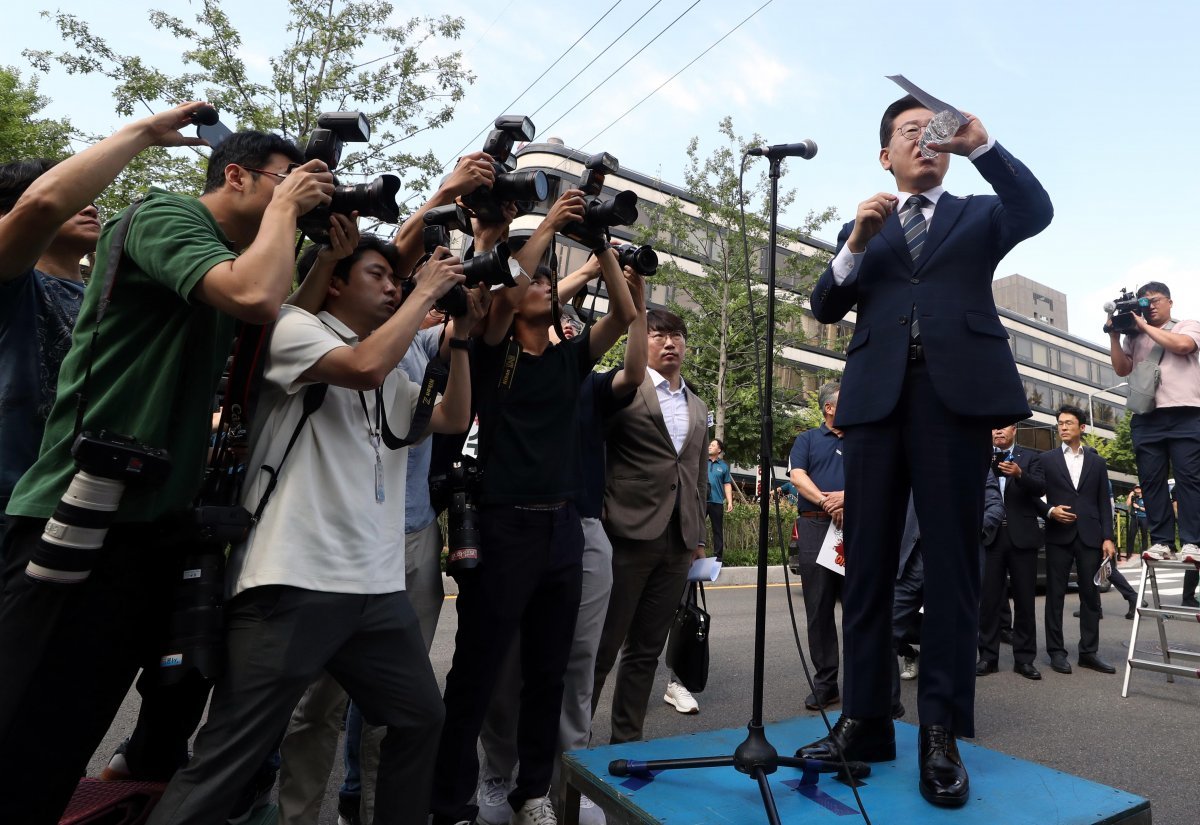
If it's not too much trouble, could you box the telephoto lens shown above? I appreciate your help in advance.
[436,242,517,316]
[159,548,227,685]
[616,243,658,276]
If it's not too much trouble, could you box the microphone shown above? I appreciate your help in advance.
[747,139,818,160]
[1102,301,1117,313]
[190,105,220,126]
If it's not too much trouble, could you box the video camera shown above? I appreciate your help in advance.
[1103,288,1150,335]
[460,115,549,223]
[560,153,640,250]
[297,111,401,243]
[422,204,519,316]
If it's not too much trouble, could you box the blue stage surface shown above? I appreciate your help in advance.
[561,716,1150,824]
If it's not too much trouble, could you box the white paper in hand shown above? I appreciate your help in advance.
[688,557,722,582]
[816,522,846,576]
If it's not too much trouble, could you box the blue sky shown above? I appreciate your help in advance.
[7,0,1199,347]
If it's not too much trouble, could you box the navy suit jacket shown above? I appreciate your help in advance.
[990,446,1046,550]
[811,143,1053,428]
[1037,446,1114,550]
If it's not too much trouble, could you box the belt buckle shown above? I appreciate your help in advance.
[907,342,924,362]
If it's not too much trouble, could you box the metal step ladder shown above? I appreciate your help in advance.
[1121,552,1200,697]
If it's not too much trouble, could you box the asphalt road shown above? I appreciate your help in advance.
[90,562,1199,824]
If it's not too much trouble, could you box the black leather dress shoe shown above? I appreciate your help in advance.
[804,690,840,711]
[1078,653,1116,674]
[795,715,896,762]
[975,659,998,676]
[1013,662,1042,680]
[1049,656,1072,674]
[918,725,969,807]
[1126,598,1137,620]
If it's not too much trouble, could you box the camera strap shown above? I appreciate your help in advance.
[365,356,448,450]
[73,195,147,438]
[252,381,329,523]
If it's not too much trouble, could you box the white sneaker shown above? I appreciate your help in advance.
[663,681,699,714]
[476,776,514,825]
[577,794,606,825]
[900,656,918,681]
[1181,543,1200,563]
[511,796,557,825]
[1145,543,1176,560]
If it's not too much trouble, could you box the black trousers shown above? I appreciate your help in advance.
[1045,536,1102,658]
[839,361,991,737]
[979,528,1037,665]
[705,501,726,559]
[431,503,583,824]
[1130,406,1200,548]
[795,514,841,699]
[0,516,201,824]
[891,543,924,710]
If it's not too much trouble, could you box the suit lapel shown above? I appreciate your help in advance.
[640,378,672,446]
[678,384,704,457]
[915,194,969,272]
[878,210,911,268]
[1077,449,1094,494]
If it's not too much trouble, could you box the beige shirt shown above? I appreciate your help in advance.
[1122,319,1200,408]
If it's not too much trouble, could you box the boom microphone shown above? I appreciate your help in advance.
[747,139,818,160]
[1103,301,1117,313]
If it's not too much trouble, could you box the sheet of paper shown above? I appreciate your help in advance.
[688,557,722,582]
[816,522,846,577]
[885,74,968,127]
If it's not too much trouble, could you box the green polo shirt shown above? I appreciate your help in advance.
[6,188,238,522]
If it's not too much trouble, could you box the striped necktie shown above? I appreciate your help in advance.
[901,195,930,340]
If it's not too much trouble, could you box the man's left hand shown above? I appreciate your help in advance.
[139,101,214,148]
[1102,540,1117,561]
[928,111,989,156]
[998,460,1022,479]
[693,545,706,562]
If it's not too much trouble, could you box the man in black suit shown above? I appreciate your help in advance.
[1038,404,1118,675]
[797,94,1053,808]
[977,425,1045,679]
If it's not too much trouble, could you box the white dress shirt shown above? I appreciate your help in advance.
[1061,442,1085,490]
[647,366,689,454]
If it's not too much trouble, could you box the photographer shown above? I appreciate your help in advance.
[0,102,210,537]
[430,189,637,825]
[1108,282,1200,590]
[149,232,471,825]
[0,126,333,823]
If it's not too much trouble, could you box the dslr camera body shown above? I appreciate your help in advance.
[297,111,401,243]
[1103,287,1151,335]
[422,204,519,316]
[461,115,549,223]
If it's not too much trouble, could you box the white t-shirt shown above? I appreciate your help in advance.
[227,306,419,598]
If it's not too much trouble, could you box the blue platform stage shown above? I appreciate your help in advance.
[560,715,1150,824]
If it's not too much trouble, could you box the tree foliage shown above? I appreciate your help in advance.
[0,66,73,163]
[638,116,836,465]
[22,0,473,216]
[1085,409,1137,475]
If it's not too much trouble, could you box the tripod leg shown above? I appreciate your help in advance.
[777,755,871,779]
[609,755,736,776]
[752,766,784,825]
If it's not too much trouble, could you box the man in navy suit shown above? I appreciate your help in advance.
[797,94,1053,808]
[977,425,1045,679]
[1037,404,1118,675]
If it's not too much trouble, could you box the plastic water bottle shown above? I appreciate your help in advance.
[918,110,961,159]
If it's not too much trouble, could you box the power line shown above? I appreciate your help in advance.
[575,0,774,153]
[535,0,703,139]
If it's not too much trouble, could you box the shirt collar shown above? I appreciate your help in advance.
[317,310,360,345]
[898,185,946,208]
[647,367,687,395]
[1061,442,1084,456]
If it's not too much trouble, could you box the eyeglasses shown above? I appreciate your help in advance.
[243,163,300,182]
[649,331,685,343]
[1145,296,1168,306]
[893,121,930,142]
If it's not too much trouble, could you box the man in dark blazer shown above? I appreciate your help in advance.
[797,94,1053,808]
[593,308,709,741]
[1037,404,1118,675]
[977,425,1046,679]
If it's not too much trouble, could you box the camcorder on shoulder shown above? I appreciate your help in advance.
[422,204,519,316]
[297,111,401,243]
[1103,288,1150,335]
[560,153,640,251]
[461,115,549,223]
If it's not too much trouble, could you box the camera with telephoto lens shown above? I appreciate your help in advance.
[26,431,171,585]
[616,242,658,277]
[460,115,549,223]
[560,153,639,249]
[1102,287,1151,335]
[158,545,226,685]
[422,203,519,316]
[296,111,401,243]
[429,455,482,577]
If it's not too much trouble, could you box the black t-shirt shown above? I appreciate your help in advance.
[577,368,636,519]
[474,328,597,505]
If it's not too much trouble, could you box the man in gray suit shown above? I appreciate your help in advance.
[593,308,710,741]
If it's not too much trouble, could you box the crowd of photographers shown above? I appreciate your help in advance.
[0,102,696,825]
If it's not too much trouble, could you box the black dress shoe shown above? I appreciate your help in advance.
[1077,654,1116,674]
[975,659,998,676]
[1049,656,1072,674]
[1126,598,1137,620]
[795,715,896,762]
[1013,662,1042,680]
[804,690,840,711]
[918,725,969,807]
[999,628,1013,645]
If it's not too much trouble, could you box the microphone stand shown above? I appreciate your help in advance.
[606,155,867,824]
